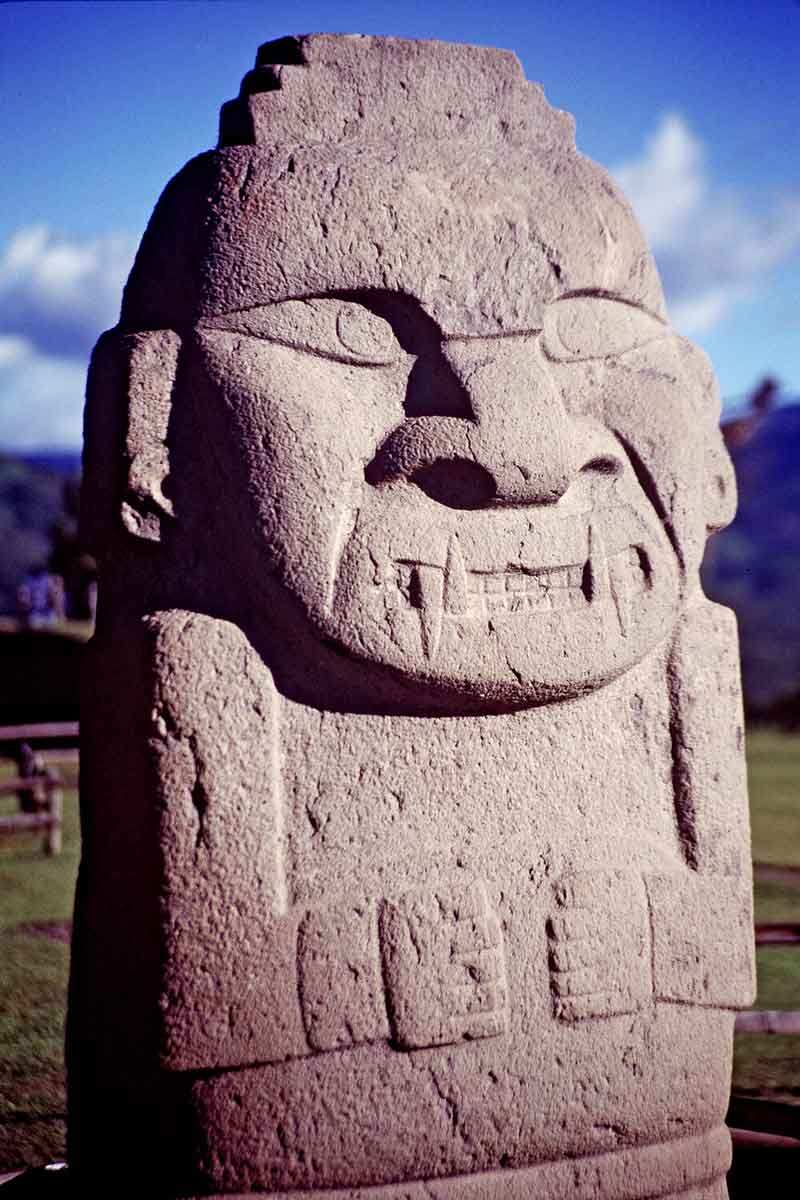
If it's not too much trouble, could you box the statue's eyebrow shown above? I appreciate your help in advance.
[194,297,410,368]
[442,327,543,345]
[195,301,304,331]
[551,288,669,324]
[439,296,668,345]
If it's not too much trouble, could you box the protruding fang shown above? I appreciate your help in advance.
[634,545,653,590]
[609,554,631,637]
[443,535,468,615]
[412,565,444,661]
[586,524,609,603]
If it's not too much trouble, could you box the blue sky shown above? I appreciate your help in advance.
[1,0,798,447]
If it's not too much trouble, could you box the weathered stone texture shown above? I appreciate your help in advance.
[69,33,754,1200]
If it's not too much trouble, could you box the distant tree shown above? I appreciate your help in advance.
[704,392,800,713]
[47,475,97,619]
[751,376,779,415]
[722,376,781,450]
[0,456,95,620]
[0,457,63,616]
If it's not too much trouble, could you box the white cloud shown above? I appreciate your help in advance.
[614,114,704,251]
[613,114,800,335]
[0,335,33,368]
[0,227,135,448]
[0,349,87,449]
[2,140,800,446]
[0,226,135,358]
[667,290,735,336]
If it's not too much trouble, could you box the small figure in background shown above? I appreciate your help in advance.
[16,565,61,629]
[11,741,48,814]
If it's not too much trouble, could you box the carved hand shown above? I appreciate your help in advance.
[645,872,756,1008]
[547,871,652,1022]
[381,881,508,1050]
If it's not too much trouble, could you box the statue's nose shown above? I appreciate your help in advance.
[368,341,619,508]
[451,348,576,505]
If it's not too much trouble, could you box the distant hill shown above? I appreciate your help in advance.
[0,455,80,615]
[16,451,82,477]
[702,402,800,715]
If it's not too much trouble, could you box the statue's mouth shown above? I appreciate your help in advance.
[328,476,678,687]
[389,527,653,659]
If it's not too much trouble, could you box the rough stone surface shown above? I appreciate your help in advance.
[69,33,755,1200]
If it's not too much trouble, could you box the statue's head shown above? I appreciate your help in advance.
[84,35,735,710]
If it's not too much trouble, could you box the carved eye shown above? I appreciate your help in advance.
[542,297,667,363]
[200,299,403,366]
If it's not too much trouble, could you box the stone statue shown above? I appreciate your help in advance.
[69,35,755,1200]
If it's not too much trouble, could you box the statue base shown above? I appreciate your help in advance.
[186,1127,730,1200]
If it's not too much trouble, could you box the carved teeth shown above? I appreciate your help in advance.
[393,534,650,636]
[586,523,609,603]
[443,535,468,615]
[609,554,631,638]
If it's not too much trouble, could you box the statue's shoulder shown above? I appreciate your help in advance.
[135,609,275,734]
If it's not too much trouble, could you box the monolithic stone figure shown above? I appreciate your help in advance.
[69,35,755,1200]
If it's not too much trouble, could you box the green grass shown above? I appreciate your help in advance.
[0,734,799,1169]
[0,936,69,1170]
[0,756,78,1170]
[730,946,800,1104]
[724,728,800,1109]
[747,728,800,927]
[732,1034,800,1103]
[753,878,799,925]
[747,729,800,868]
[753,947,800,1011]
[734,945,800,1104]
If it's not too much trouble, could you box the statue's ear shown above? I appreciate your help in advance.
[82,328,181,554]
[704,424,737,534]
[670,335,737,538]
[690,345,737,535]
[119,330,181,542]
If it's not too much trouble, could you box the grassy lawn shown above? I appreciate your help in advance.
[0,733,798,1170]
[0,756,78,1171]
[733,1025,800,1105]
[753,877,800,924]
[748,729,800,868]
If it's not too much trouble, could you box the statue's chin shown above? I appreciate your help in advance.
[317,599,679,709]
[309,535,681,710]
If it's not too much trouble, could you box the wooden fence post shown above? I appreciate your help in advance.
[44,771,62,856]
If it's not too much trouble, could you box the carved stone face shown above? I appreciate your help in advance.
[110,84,733,710]
[174,149,727,708]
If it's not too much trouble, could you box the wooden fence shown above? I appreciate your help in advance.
[0,775,62,855]
[0,722,76,856]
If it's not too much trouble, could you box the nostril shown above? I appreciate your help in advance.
[410,459,497,510]
[582,455,623,477]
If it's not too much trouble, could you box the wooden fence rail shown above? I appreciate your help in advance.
[0,724,70,856]
[735,1010,800,1035]
[0,721,78,743]
[0,776,63,854]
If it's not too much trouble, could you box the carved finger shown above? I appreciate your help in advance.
[547,911,603,944]
[484,912,503,948]
[461,1007,507,1041]
[554,989,642,1023]
[451,923,488,954]
[449,946,503,986]
[548,938,605,972]
[553,871,626,910]
[550,964,612,998]
[451,980,507,1018]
